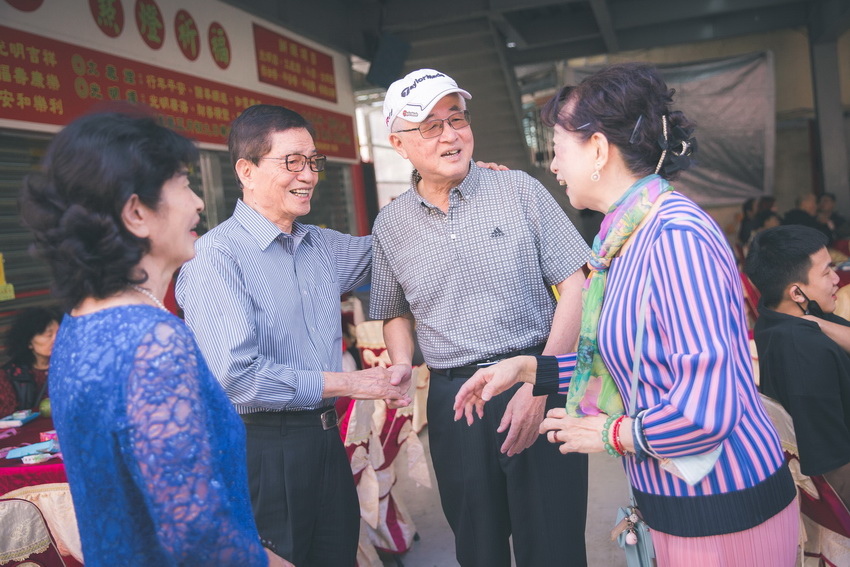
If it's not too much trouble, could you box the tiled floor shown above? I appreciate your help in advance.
[382,428,629,567]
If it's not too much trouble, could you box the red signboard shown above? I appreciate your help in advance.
[253,23,337,103]
[174,9,200,61]
[5,0,43,11]
[0,25,356,159]
[208,22,231,70]
[89,0,124,38]
[135,0,165,49]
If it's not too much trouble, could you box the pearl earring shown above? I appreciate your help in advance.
[591,163,601,182]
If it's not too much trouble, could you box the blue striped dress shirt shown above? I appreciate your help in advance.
[176,199,371,413]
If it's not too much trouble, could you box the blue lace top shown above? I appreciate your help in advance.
[50,305,267,566]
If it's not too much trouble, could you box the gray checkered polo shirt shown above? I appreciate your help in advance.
[369,161,590,369]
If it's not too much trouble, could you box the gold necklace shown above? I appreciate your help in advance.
[130,285,169,313]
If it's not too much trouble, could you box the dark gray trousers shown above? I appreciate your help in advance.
[427,371,589,567]
[244,413,360,567]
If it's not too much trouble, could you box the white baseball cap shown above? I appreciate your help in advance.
[383,69,471,131]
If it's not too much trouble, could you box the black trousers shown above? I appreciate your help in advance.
[428,371,589,567]
[244,412,360,567]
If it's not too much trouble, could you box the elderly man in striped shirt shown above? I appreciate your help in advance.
[177,104,411,567]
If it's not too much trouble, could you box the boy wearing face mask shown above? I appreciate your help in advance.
[745,224,850,509]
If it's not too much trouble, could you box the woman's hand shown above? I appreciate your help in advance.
[266,548,295,567]
[453,356,537,425]
[539,408,609,455]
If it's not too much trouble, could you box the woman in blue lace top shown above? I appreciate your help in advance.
[20,111,292,567]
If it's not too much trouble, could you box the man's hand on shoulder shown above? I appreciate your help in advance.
[497,383,546,456]
[475,161,509,171]
[803,314,850,354]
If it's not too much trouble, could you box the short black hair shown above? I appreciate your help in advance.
[20,110,198,310]
[228,104,315,188]
[6,306,61,366]
[744,225,828,308]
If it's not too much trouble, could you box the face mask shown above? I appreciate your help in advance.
[795,286,825,317]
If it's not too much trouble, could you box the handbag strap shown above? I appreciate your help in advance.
[626,272,652,509]
[626,215,723,417]
[628,272,652,418]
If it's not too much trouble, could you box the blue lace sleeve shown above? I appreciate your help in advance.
[123,319,267,565]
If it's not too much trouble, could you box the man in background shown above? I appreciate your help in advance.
[745,224,850,509]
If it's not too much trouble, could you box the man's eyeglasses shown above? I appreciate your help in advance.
[259,153,327,172]
[393,110,471,139]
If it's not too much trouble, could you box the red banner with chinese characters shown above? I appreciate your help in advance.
[253,23,337,103]
[0,24,355,159]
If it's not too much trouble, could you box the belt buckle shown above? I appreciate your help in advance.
[320,408,338,430]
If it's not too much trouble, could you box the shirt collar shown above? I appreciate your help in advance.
[232,199,310,252]
[410,160,479,210]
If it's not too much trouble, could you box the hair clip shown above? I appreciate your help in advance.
[654,115,668,174]
[629,115,644,145]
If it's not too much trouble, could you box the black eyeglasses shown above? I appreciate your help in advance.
[259,153,327,172]
[393,110,471,139]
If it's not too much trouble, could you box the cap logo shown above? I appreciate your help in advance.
[400,72,446,98]
[401,110,418,117]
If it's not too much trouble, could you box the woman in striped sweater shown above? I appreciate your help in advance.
[454,63,798,566]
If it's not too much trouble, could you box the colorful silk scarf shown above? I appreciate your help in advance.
[565,174,672,417]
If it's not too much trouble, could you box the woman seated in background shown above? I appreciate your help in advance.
[739,209,782,258]
[0,306,60,417]
[20,110,291,566]
[454,62,798,566]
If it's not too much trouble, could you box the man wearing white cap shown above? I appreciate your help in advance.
[370,69,591,566]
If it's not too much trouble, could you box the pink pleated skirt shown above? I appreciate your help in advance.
[651,497,800,567]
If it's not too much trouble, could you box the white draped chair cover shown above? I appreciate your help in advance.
[0,497,65,566]
[2,484,82,564]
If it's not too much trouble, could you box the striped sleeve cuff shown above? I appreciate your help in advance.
[632,409,660,461]
[288,369,325,409]
[532,353,577,396]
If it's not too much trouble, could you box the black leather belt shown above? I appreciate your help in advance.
[429,344,546,380]
[240,407,339,430]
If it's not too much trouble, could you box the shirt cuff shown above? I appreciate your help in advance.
[532,352,577,396]
[288,370,325,409]
[533,356,561,396]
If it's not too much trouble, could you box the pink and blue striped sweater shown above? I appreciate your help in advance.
[537,191,794,537]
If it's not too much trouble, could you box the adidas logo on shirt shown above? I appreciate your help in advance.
[491,227,504,238]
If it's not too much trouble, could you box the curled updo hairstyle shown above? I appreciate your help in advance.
[20,111,199,310]
[542,62,696,180]
[228,104,315,188]
[6,306,61,366]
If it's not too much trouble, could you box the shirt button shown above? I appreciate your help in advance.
[450,234,456,239]
[303,290,308,296]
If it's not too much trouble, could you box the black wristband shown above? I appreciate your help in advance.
[260,537,277,553]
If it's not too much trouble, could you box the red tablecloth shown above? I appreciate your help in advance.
[0,417,67,495]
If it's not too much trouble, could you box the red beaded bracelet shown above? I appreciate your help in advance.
[611,415,626,456]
